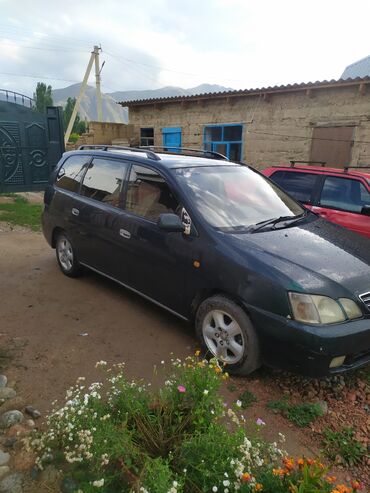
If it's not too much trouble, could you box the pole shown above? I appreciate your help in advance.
[94,45,103,122]
[64,49,95,146]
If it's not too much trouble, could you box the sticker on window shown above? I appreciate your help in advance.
[181,208,191,235]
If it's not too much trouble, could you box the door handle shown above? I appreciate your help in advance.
[72,208,79,216]
[119,229,131,239]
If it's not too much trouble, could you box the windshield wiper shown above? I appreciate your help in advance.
[248,211,307,233]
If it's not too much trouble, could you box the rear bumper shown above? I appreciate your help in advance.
[247,305,370,377]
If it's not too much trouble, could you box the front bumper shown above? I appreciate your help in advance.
[247,304,370,377]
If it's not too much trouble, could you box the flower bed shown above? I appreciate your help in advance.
[30,356,363,493]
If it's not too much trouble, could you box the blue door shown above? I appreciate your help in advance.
[162,127,182,152]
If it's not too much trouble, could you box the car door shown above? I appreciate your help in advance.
[267,170,319,211]
[52,153,92,252]
[116,163,194,315]
[76,156,131,277]
[311,175,370,238]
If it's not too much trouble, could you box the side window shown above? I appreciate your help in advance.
[55,155,90,192]
[320,176,370,213]
[80,158,126,207]
[125,165,179,221]
[270,171,317,203]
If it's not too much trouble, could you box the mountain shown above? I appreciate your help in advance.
[52,83,231,124]
[52,84,129,124]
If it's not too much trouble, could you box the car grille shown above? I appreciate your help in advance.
[359,291,370,311]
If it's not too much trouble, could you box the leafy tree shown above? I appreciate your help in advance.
[33,82,53,113]
[63,97,87,136]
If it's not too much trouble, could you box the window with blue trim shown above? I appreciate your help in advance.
[204,124,243,161]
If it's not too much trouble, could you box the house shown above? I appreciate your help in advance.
[119,78,370,170]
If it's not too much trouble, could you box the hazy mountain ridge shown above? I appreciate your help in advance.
[52,83,230,124]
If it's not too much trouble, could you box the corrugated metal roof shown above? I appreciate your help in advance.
[342,56,370,79]
[118,77,370,106]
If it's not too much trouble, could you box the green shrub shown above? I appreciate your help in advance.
[30,358,360,493]
[267,399,324,427]
[322,427,366,466]
[68,132,80,143]
[238,390,257,409]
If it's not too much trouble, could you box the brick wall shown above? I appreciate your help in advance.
[70,121,138,149]
[126,84,370,169]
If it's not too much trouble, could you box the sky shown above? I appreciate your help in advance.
[1,0,370,97]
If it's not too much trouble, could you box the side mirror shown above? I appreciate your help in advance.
[157,213,185,233]
[361,205,370,216]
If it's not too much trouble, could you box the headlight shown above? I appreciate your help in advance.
[288,292,361,324]
[338,298,362,320]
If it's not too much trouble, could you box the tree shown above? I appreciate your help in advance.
[34,82,53,113]
[63,97,87,136]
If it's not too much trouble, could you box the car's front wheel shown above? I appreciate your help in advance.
[56,232,82,278]
[195,295,261,375]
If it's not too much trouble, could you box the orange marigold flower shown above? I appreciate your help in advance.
[214,366,222,374]
[297,458,304,467]
[255,484,263,491]
[326,476,337,484]
[334,484,351,493]
[272,468,285,477]
[283,457,295,471]
[306,458,314,465]
[195,350,201,357]
[241,472,252,483]
[351,481,361,491]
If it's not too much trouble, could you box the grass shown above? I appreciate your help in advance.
[322,427,366,466]
[0,194,42,231]
[238,389,257,408]
[267,398,324,427]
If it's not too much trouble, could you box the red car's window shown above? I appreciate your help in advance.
[269,171,317,203]
[320,176,370,213]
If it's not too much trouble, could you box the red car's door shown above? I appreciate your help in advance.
[312,175,370,238]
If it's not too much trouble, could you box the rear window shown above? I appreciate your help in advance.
[80,158,127,207]
[55,155,90,192]
[269,171,317,203]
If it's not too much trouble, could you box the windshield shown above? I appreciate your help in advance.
[174,165,304,232]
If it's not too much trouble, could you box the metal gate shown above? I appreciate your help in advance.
[0,92,64,193]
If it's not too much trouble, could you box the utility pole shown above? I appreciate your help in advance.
[94,45,103,122]
[64,45,104,146]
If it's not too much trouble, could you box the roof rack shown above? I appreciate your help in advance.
[140,146,229,161]
[77,145,161,161]
[290,160,326,167]
[344,165,370,172]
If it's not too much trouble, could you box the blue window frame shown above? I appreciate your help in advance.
[162,127,182,153]
[203,124,243,161]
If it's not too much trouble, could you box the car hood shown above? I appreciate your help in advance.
[222,217,370,297]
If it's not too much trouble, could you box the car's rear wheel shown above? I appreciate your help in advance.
[56,232,82,278]
[195,295,261,375]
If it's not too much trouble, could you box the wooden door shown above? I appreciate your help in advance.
[310,126,354,168]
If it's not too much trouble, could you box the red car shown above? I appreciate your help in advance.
[262,163,370,238]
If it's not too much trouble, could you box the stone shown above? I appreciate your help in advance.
[0,389,16,402]
[24,406,41,420]
[315,400,328,415]
[40,465,61,483]
[3,437,17,449]
[0,397,26,415]
[11,451,35,472]
[5,424,30,438]
[0,411,24,429]
[0,473,23,493]
[0,378,7,389]
[25,419,35,429]
[0,467,9,480]
[0,451,9,467]
[61,476,78,493]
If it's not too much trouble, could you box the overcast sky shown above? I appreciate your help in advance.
[1,0,369,97]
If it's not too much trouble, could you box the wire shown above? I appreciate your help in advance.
[0,71,81,83]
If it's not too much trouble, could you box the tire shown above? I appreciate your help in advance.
[195,295,261,375]
[55,232,82,278]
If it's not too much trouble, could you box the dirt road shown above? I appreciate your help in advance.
[0,230,195,413]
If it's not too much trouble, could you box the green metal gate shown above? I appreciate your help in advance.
[0,93,64,193]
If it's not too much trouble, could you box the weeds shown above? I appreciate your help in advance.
[267,399,324,427]
[322,427,366,466]
[238,390,257,409]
